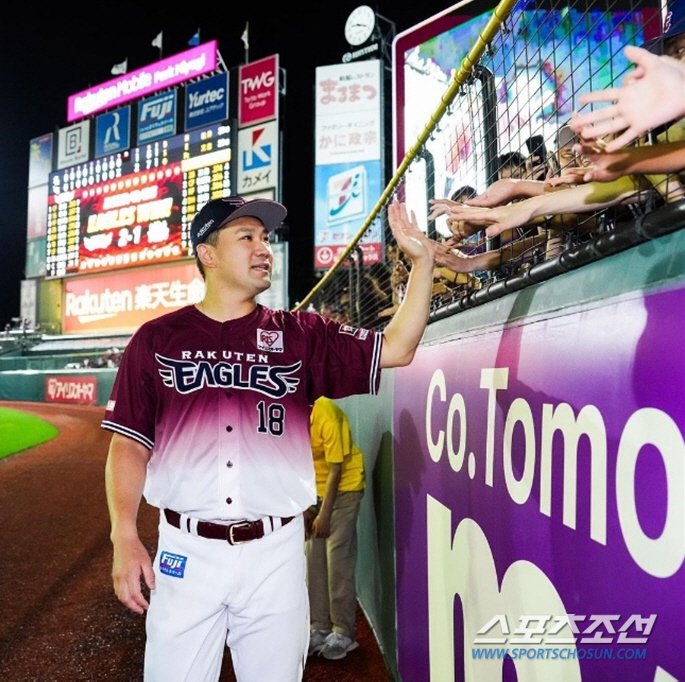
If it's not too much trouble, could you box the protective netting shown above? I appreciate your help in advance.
[295,0,683,327]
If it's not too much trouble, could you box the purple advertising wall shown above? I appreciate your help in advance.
[393,285,684,681]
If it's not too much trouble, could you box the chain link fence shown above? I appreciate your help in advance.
[294,0,685,326]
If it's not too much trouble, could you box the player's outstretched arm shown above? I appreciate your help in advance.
[380,200,435,368]
[105,433,155,615]
[571,46,685,152]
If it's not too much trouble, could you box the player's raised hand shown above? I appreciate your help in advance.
[388,199,435,264]
[111,536,156,615]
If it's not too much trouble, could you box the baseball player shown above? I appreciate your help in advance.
[102,195,434,682]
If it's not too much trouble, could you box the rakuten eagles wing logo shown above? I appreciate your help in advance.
[257,328,284,353]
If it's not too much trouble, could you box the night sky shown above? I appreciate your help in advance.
[0,1,461,329]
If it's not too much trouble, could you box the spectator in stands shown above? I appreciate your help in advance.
[497,151,528,180]
[450,184,478,203]
[435,124,584,215]
[427,138,583,277]
[305,396,365,661]
[431,64,685,243]
[525,135,552,181]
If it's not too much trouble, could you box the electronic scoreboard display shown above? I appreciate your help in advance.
[46,122,233,278]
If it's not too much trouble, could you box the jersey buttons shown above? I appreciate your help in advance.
[226,497,233,504]
[226,460,234,468]
[226,425,233,432]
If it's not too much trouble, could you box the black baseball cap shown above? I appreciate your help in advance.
[190,196,287,253]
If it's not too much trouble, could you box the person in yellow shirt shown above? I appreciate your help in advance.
[305,396,365,661]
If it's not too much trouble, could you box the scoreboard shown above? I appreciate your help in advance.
[46,121,233,278]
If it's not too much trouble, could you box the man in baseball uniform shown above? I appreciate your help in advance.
[102,196,433,682]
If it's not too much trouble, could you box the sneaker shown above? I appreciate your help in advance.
[319,631,360,660]
[308,629,330,657]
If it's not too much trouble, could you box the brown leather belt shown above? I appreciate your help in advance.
[164,508,295,545]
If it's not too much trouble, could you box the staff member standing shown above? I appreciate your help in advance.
[102,196,434,682]
[306,396,365,661]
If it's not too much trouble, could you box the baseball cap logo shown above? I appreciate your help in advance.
[196,219,215,241]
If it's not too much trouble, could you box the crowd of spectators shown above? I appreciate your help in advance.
[413,11,685,310]
[65,348,123,369]
[309,8,685,328]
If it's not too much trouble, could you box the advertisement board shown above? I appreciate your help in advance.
[238,55,278,128]
[45,375,98,405]
[67,41,218,122]
[95,107,131,158]
[313,60,383,269]
[313,160,383,269]
[237,121,279,194]
[28,133,53,188]
[57,121,91,170]
[62,261,204,334]
[185,72,229,131]
[393,286,685,682]
[137,91,177,145]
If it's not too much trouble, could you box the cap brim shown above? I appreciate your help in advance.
[643,19,685,54]
[217,199,287,233]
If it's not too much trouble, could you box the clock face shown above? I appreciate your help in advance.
[344,5,376,46]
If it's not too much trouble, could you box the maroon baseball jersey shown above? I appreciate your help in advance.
[101,304,382,522]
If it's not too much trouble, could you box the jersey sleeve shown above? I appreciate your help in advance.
[101,325,157,449]
[301,312,383,401]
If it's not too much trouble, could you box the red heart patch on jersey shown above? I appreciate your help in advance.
[259,331,279,347]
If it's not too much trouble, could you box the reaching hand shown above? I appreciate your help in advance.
[427,198,457,219]
[561,140,685,182]
[433,242,482,273]
[436,202,535,238]
[544,167,589,188]
[571,46,685,152]
[452,179,533,208]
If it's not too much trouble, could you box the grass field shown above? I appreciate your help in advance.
[0,407,59,460]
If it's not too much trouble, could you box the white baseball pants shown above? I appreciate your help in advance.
[144,512,308,682]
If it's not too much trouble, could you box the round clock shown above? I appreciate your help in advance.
[344,5,376,46]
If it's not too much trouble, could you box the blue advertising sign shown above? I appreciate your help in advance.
[185,72,229,131]
[137,91,177,145]
[95,107,131,158]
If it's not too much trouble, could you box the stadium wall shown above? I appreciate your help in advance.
[343,226,685,681]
